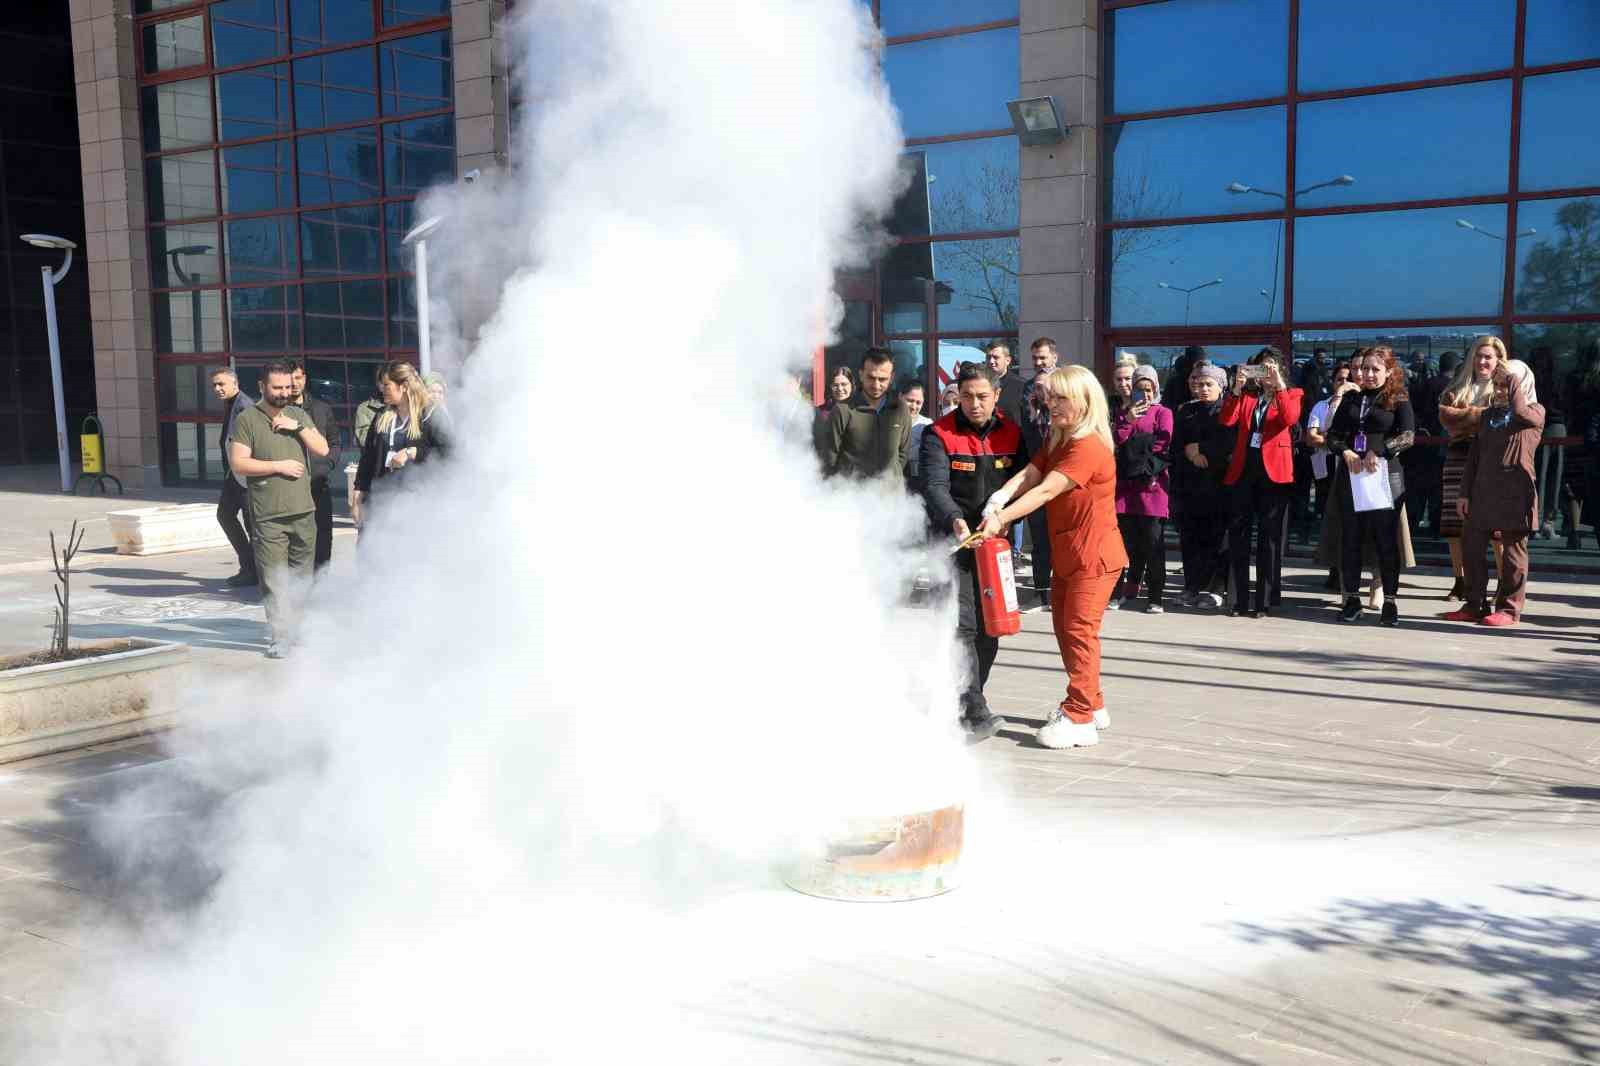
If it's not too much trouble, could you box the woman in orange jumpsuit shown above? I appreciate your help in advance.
[978,365,1128,749]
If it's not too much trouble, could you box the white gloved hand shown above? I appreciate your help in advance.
[982,490,1010,519]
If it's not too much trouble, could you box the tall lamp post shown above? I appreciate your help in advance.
[1226,175,1356,323]
[1454,219,1538,242]
[21,233,77,492]
[1157,277,1223,325]
[167,244,213,350]
[402,216,442,375]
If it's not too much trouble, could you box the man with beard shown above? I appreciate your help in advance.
[821,347,912,483]
[288,359,339,572]
[229,360,330,658]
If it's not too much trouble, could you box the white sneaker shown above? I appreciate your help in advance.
[1202,592,1225,609]
[1145,603,1164,614]
[1106,599,1121,611]
[1037,709,1100,749]
[1092,708,1110,730]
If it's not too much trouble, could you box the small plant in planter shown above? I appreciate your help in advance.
[0,520,135,672]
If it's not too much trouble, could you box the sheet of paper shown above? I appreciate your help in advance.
[1350,458,1394,513]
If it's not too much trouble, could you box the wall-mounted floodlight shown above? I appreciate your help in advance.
[1007,96,1068,147]
[21,234,78,492]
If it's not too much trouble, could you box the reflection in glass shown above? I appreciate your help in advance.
[304,279,385,349]
[1525,0,1600,66]
[141,79,214,154]
[884,237,1020,332]
[1115,343,1264,372]
[891,137,1018,238]
[159,363,228,415]
[879,0,1017,37]
[211,0,285,68]
[289,0,373,52]
[216,64,291,142]
[1515,196,1600,316]
[883,28,1016,139]
[298,126,381,205]
[136,0,193,12]
[1107,106,1285,221]
[150,225,221,289]
[295,47,379,128]
[229,285,301,352]
[383,0,449,26]
[302,206,382,276]
[159,421,202,482]
[936,338,1002,393]
[883,339,925,393]
[1519,68,1600,193]
[1108,219,1284,327]
[1293,325,1502,371]
[381,31,452,115]
[1297,0,1511,93]
[384,200,415,272]
[1511,322,1600,388]
[1108,0,1286,116]
[387,276,417,349]
[383,116,455,195]
[1297,82,1509,207]
[1293,204,1507,321]
[154,289,225,353]
[225,214,299,282]
[141,15,205,73]
[146,150,218,223]
[221,140,294,213]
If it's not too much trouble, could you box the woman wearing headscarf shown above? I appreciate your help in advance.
[1445,360,1545,626]
[978,366,1127,750]
[1219,347,1302,617]
[1171,361,1233,608]
[1438,336,1506,598]
[1111,363,1173,612]
[1325,345,1414,626]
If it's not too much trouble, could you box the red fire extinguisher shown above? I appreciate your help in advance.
[975,537,1021,637]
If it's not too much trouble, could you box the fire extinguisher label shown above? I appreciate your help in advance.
[996,548,1018,613]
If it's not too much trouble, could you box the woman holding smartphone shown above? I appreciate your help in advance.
[1219,347,1302,617]
[1111,364,1173,612]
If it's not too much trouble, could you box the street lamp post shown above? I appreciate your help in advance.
[167,244,213,351]
[402,216,443,375]
[1157,277,1223,326]
[1226,176,1355,323]
[1454,219,1538,242]
[21,234,77,492]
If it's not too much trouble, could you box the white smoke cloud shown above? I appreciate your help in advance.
[14,2,987,1062]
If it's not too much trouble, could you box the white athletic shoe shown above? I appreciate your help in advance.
[1037,709,1100,749]
[1092,708,1110,730]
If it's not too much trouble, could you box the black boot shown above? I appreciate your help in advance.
[1338,597,1363,623]
[1380,601,1399,627]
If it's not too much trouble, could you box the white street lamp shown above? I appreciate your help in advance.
[1454,219,1538,241]
[1157,277,1223,326]
[21,233,77,492]
[402,215,443,376]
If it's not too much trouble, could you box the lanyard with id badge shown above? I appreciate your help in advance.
[1249,399,1269,449]
[1352,396,1371,455]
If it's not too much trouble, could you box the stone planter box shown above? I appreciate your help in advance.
[0,641,190,764]
[107,503,230,556]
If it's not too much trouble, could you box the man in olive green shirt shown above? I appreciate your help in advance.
[820,347,912,483]
[229,360,331,658]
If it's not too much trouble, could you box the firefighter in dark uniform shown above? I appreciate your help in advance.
[920,362,1032,740]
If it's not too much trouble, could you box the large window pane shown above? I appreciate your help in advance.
[1108,219,1284,327]
[383,115,454,195]
[1115,343,1267,372]
[883,28,1016,139]
[298,126,381,205]
[150,225,221,288]
[891,136,1018,238]
[1107,0,1286,116]
[879,0,1017,37]
[1515,196,1600,317]
[1520,68,1600,193]
[159,421,202,482]
[1293,326,1502,375]
[141,15,206,74]
[295,47,379,128]
[1525,0,1600,66]
[225,214,299,283]
[380,30,451,115]
[887,237,1020,332]
[1511,322,1600,392]
[141,78,214,153]
[211,0,285,68]
[159,362,228,416]
[387,276,417,349]
[382,0,449,26]
[1297,0,1512,93]
[154,289,225,353]
[304,279,385,349]
[301,205,382,276]
[1293,204,1507,321]
[146,149,218,223]
[216,64,291,142]
[384,200,415,272]
[229,285,301,352]
[1296,82,1510,207]
[289,0,372,52]
[1107,106,1285,221]
[221,140,294,213]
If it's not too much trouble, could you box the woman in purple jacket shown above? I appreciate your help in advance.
[1111,363,1174,612]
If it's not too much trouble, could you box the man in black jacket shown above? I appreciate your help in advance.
[984,340,1031,430]
[211,368,257,587]
[920,362,1031,740]
[289,359,340,571]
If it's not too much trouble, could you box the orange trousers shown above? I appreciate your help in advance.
[1050,567,1123,723]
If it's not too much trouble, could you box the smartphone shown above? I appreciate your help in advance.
[1239,364,1269,382]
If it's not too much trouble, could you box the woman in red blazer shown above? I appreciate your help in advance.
[1219,348,1303,617]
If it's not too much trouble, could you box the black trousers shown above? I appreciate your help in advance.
[1228,466,1289,610]
[217,476,255,574]
[310,475,333,570]
[1117,513,1166,605]
[1026,510,1052,606]
[1178,505,1228,595]
[1340,482,1405,598]
[953,557,999,720]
